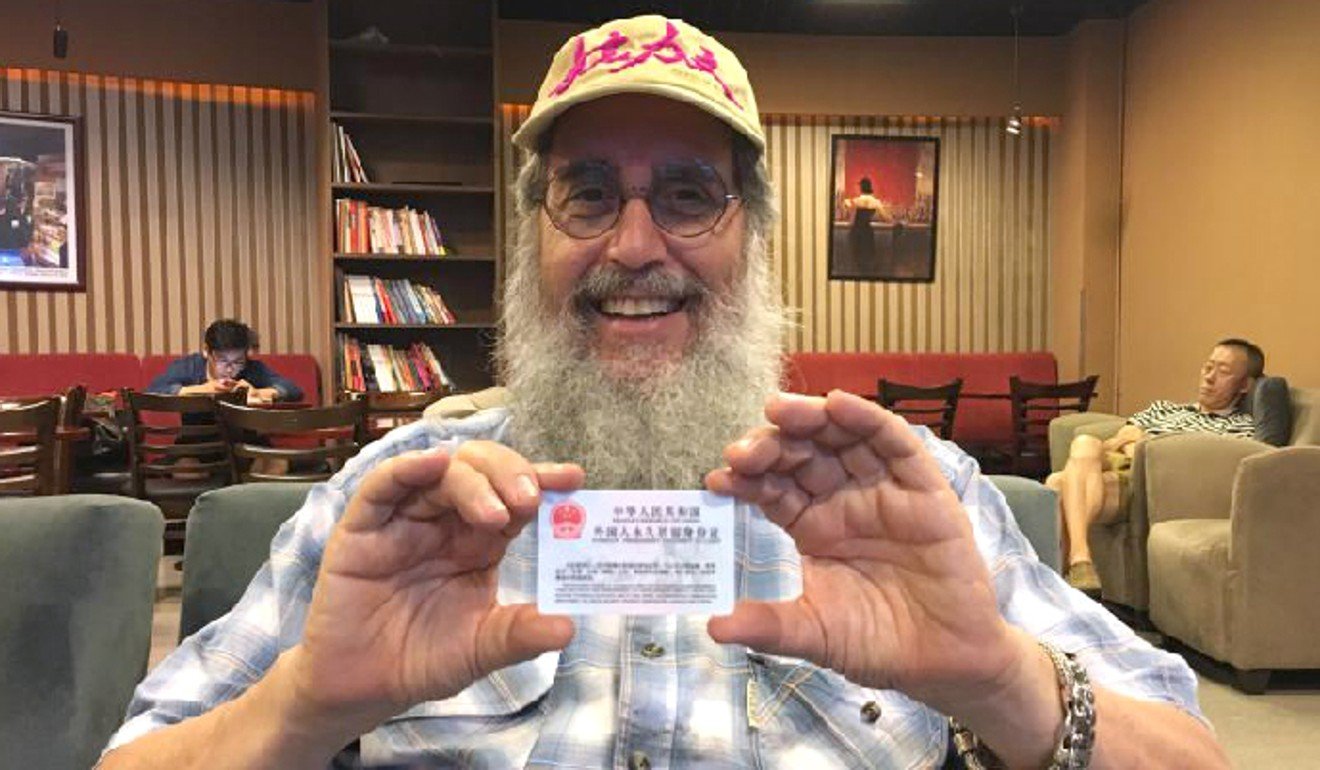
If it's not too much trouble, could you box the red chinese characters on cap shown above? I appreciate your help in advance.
[551,501,586,540]
[547,21,743,109]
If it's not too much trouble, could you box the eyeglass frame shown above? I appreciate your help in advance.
[206,348,249,376]
[538,158,743,240]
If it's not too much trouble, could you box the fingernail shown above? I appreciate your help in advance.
[483,492,509,520]
[516,474,539,502]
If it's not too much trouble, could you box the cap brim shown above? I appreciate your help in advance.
[511,80,766,154]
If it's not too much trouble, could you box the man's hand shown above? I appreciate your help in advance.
[705,391,1027,712]
[247,386,280,404]
[287,443,581,737]
[1102,424,1145,456]
[178,379,229,396]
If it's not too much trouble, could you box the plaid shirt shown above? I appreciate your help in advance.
[108,408,1203,768]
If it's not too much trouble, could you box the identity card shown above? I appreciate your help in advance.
[537,490,735,616]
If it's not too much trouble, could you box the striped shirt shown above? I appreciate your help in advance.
[1128,400,1255,438]
[107,409,1204,768]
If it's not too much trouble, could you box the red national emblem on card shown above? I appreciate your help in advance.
[551,501,586,539]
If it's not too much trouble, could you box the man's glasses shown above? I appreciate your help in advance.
[210,355,247,372]
[543,159,740,240]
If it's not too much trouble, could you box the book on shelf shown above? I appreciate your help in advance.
[334,198,448,256]
[337,273,457,325]
[336,334,455,394]
[331,123,369,184]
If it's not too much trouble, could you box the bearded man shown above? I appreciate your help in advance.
[101,15,1227,770]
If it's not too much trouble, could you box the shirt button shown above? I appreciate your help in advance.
[629,750,652,770]
[640,642,665,659]
[860,700,882,723]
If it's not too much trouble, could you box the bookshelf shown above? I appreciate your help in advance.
[324,0,498,395]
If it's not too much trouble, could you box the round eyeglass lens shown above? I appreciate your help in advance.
[545,159,733,239]
[648,160,729,236]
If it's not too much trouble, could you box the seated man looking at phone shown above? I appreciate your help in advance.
[147,318,303,405]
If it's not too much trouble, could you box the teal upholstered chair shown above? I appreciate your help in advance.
[179,482,314,640]
[177,476,1059,650]
[0,494,163,770]
[987,474,1060,573]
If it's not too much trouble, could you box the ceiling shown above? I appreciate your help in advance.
[496,0,1147,37]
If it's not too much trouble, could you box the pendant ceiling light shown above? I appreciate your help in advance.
[1006,4,1023,136]
[53,0,68,59]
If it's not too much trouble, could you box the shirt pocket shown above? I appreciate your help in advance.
[358,651,560,768]
[745,653,947,770]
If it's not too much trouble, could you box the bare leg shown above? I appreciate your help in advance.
[1045,472,1068,560]
[1057,435,1109,568]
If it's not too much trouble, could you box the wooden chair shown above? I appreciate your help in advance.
[347,389,445,439]
[876,378,963,440]
[0,398,61,496]
[217,399,368,483]
[1009,375,1099,479]
[122,389,244,553]
[1,385,86,493]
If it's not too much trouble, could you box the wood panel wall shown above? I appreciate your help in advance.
[0,67,322,361]
[501,107,1053,355]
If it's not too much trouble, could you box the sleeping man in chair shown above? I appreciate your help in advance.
[1047,338,1264,594]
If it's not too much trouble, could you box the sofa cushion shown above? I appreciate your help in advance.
[1248,376,1292,446]
[0,353,144,397]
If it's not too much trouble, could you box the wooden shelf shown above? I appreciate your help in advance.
[335,323,495,331]
[332,182,494,195]
[334,253,494,263]
[326,1,498,395]
[330,40,491,59]
[330,111,493,127]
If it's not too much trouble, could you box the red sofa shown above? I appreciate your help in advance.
[0,354,145,398]
[785,351,1058,447]
[0,353,322,404]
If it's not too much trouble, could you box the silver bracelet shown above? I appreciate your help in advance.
[948,640,1096,770]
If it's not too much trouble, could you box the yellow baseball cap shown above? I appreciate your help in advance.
[512,15,765,154]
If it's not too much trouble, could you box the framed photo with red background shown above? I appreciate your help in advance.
[828,134,939,283]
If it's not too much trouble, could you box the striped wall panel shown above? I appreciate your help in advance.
[501,107,1053,355]
[0,67,322,362]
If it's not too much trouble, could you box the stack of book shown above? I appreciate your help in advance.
[335,199,447,255]
[331,123,369,184]
[340,274,456,325]
[337,335,454,393]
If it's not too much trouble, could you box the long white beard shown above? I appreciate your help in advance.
[498,216,787,490]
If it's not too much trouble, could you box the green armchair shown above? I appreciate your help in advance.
[1147,442,1320,691]
[175,475,1058,648]
[180,482,315,640]
[1049,386,1320,611]
[0,495,163,770]
[987,474,1060,574]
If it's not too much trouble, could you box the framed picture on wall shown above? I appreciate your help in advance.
[0,111,85,291]
[828,134,939,283]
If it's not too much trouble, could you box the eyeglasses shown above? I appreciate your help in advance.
[543,159,740,240]
[209,353,247,371]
